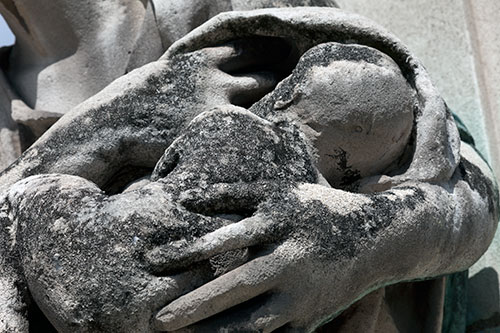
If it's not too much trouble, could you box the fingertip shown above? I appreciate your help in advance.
[154,310,176,331]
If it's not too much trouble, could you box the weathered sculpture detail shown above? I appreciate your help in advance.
[0,5,498,333]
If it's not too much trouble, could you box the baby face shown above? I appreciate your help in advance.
[281,43,415,188]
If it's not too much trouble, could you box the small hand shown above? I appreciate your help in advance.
[151,105,316,187]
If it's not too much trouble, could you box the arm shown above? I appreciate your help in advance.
[0,39,278,193]
[153,141,498,332]
[0,47,219,331]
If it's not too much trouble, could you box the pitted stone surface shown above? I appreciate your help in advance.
[0,6,497,333]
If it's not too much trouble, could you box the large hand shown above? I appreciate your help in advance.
[5,174,230,332]
[153,156,498,333]
[143,105,319,272]
[152,184,377,332]
[151,106,316,191]
[3,106,317,332]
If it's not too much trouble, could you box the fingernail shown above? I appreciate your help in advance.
[155,310,176,330]
[156,310,174,323]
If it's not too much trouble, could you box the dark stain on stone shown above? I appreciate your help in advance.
[459,158,498,216]
[254,185,426,261]
[326,148,361,187]
[8,52,207,190]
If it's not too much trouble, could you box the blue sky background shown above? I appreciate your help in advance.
[0,14,15,47]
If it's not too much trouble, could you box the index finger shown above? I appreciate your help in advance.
[154,251,284,331]
[145,214,274,272]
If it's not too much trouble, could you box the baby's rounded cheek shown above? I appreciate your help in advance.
[314,117,412,188]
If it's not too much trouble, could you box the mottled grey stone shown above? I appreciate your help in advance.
[0,6,497,333]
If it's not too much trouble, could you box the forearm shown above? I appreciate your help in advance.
[0,61,184,192]
[368,179,496,283]
[408,143,498,278]
[294,144,498,288]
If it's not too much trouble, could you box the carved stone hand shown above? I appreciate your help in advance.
[2,107,315,332]
[153,145,498,332]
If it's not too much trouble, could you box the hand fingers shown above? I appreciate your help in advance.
[143,264,215,312]
[154,252,285,331]
[145,214,273,270]
[179,293,291,333]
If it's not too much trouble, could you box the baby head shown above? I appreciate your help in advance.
[252,42,416,189]
[152,106,317,187]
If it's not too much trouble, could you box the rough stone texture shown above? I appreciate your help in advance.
[336,0,490,161]
[0,5,497,333]
[333,1,500,330]
[3,107,315,332]
[0,0,338,182]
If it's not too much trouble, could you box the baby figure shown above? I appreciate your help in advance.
[150,42,416,197]
[251,41,416,190]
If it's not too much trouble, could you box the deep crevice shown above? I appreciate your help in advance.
[182,199,257,222]
[220,36,301,109]
[101,165,153,195]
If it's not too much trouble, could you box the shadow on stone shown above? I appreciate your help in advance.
[467,267,500,332]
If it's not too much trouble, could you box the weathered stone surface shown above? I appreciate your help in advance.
[2,107,314,332]
[0,0,337,175]
[319,1,500,330]
[0,68,20,171]
[0,6,497,333]
[249,42,415,189]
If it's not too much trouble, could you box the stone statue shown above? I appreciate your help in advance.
[0,0,338,169]
[0,4,498,333]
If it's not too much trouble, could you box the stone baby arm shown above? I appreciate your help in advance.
[153,142,498,332]
[0,38,281,193]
